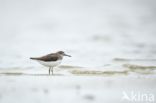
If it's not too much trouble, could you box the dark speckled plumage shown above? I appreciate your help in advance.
[30,53,62,61]
[30,51,71,62]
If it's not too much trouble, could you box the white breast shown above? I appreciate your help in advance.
[37,60,62,67]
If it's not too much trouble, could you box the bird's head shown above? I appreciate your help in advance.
[57,51,71,57]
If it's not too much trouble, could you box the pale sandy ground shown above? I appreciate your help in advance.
[0,0,156,103]
[0,75,156,103]
[0,65,156,103]
[0,76,155,103]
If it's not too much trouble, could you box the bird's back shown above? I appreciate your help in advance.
[30,53,63,62]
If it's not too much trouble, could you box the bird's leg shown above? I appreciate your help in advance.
[49,67,51,75]
[51,67,53,75]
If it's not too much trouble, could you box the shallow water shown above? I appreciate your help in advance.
[0,0,156,78]
[0,2,156,103]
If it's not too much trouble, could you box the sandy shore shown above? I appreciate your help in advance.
[0,66,156,103]
[0,0,156,103]
[0,76,155,103]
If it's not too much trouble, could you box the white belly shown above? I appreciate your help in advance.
[37,60,62,67]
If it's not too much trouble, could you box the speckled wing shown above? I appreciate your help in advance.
[30,54,59,61]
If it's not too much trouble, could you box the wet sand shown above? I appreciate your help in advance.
[0,0,156,103]
[0,65,156,103]
[0,73,155,103]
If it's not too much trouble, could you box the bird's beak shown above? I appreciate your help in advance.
[64,54,71,57]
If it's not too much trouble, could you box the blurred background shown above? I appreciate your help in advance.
[0,0,156,68]
[0,1,156,103]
